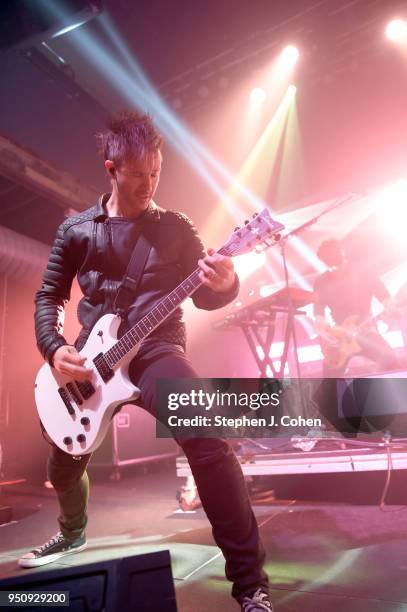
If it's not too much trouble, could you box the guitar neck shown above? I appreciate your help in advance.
[92,208,285,369]
[103,247,229,367]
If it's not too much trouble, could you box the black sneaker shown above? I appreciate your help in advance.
[240,588,273,612]
[19,532,87,568]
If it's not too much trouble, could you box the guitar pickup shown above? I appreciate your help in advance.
[58,387,75,415]
[66,382,83,405]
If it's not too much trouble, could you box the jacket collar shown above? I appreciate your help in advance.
[94,193,161,221]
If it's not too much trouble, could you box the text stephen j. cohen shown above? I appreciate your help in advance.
[164,389,322,428]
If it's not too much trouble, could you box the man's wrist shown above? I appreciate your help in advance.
[47,339,69,366]
[214,273,239,294]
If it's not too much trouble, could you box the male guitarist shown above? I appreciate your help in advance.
[313,239,402,436]
[19,112,272,612]
[314,238,399,376]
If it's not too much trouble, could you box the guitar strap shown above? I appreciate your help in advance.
[113,231,152,319]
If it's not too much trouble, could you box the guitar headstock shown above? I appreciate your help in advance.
[220,209,285,258]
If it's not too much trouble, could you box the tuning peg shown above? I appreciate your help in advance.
[252,212,258,218]
[244,219,250,225]
[234,226,240,231]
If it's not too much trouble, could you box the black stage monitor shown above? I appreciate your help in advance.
[0,549,178,611]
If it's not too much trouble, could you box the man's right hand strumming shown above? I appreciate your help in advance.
[52,345,93,382]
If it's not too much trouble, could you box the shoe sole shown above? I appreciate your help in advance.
[18,542,87,569]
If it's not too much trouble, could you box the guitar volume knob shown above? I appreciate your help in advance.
[63,437,72,446]
[80,417,90,426]
[77,434,86,443]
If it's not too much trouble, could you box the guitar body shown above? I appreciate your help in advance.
[35,314,141,456]
[320,315,362,370]
[34,209,284,454]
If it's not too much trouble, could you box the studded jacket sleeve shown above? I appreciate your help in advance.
[34,220,78,364]
[34,205,240,365]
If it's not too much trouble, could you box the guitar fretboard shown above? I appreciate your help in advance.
[104,246,229,368]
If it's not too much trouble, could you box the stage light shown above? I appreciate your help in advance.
[280,46,300,68]
[377,320,389,335]
[233,251,266,280]
[0,0,103,49]
[52,20,89,38]
[259,284,276,298]
[297,345,324,363]
[269,342,284,359]
[386,18,407,42]
[44,6,266,221]
[256,346,265,360]
[235,84,296,204]
[376,179,407,230]
[374,179,407,259]
[250,87,266,106]
[384,331,404,348]
[289,236,327,274]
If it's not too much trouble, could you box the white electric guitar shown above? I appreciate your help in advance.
[35,210,284,455]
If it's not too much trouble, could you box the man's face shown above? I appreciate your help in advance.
[114,150,162,212]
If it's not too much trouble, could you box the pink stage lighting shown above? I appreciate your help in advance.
[234,251,266,280]
[280,45,300,68]
[376,179,407,232]
[250,87,266,105]
[386,18,407,42]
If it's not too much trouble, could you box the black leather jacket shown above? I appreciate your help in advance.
[34,195,239,364]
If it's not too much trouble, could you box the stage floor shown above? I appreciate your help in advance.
[1,462,407,611]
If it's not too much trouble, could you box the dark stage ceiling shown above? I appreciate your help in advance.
[0,0,407,245]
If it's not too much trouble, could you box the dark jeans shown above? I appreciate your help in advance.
[46,342,268,601]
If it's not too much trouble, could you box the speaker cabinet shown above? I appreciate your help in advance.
[0,550,178,611]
